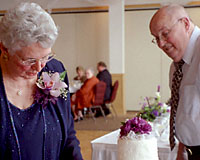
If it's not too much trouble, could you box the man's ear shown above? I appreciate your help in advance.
[181,17,190,31]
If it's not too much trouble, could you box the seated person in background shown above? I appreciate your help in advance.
[96,61,112,117]
[73,66,87,83]
[71,68,99,121]
[97,61,112,101]
[69,66,86,94]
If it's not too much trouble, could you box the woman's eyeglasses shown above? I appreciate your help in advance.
[15,52,55,66]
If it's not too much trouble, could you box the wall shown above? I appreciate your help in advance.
[51,12,127,114]
[125,10,172,110]
[52,12,109,82]
[51,10,173,112]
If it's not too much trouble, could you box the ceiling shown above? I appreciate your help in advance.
[0,0,199,11]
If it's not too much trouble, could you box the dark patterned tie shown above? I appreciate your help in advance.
[169,59,185,150]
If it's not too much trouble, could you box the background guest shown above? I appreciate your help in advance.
[97,61,112,101]
[74,66,87,83]
[96,61,112,117]
[71,68,99,121]
[69,66,86,95]
[0,2,82,159]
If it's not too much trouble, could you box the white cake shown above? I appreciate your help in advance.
[118,137,159,160]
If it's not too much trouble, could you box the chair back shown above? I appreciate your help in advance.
[93,81,106,105]
[107,80,119,103]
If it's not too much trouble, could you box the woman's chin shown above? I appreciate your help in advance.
[25,72,38,78]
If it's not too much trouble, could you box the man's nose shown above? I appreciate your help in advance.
[158,39,167,48]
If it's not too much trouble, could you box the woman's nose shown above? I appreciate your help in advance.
[31,60,46,72]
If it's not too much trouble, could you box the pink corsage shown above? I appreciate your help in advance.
[34,71,68,107]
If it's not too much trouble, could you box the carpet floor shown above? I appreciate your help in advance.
[74,112,137,131]
[75,111,138,160]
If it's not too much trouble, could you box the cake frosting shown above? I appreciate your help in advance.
[118,117,159,160]
[118,137,159,160]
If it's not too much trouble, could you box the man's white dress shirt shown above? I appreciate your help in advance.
[169,26,200,146]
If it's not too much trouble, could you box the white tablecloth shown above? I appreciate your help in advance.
[69,80,82,93]
[91,121,179,160]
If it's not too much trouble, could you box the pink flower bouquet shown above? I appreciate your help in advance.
[34,71,68,107]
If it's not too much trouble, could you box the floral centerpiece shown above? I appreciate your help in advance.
[137,85,169,122]
[34,71,68,108]
[119,117,152,139]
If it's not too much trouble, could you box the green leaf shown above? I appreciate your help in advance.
[60,71,67,81]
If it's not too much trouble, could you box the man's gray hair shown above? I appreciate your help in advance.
[0,2,58,54]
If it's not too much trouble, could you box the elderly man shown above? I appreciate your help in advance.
[150,4,200,160]
[95,61,112,117]
[97,61,112,101]
[71,68,99,121]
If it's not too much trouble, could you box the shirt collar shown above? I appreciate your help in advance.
[183,26,200,65]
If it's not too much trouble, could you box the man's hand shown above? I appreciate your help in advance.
[176,142,187,160]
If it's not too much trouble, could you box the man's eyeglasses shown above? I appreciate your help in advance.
[152,18,183,45]
[15,52,55,66]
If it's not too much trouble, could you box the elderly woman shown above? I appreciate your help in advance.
[71,68,99,121]
[0,2,82,160]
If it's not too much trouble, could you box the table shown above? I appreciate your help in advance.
[69,80,82,93]
[91,129,179,160]
[91,115,183,160]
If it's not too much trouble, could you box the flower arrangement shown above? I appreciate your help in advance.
[119,117,152,139]
[34,71,68,107]
[137,85,169,122]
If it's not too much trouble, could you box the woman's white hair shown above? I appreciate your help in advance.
[0,2,58,54]
[86,67,95,75]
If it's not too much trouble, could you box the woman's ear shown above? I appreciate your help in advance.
[0,43,8,53]
[2,54,8,61]
[0,43,9,61]
[0,42,4,52]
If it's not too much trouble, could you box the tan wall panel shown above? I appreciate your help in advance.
[111,73,126,115]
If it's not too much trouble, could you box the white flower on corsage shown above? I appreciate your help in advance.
[34,71,68,107]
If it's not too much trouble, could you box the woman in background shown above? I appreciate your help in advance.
[0,2,82,160]
[71,68,99,121]
[74,66,87,83]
